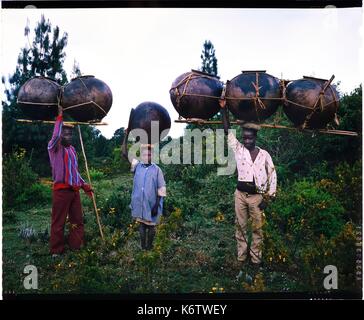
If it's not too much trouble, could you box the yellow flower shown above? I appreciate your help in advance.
[215,212,225,222]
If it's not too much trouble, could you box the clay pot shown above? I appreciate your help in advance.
[128,101,171,144]
[61,75,112,122]
[226,71,281,122]
[283,76,339,129]
[170,69,223,119]
[17,76,60,120]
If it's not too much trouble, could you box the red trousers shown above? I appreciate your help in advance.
[50,189,84,254]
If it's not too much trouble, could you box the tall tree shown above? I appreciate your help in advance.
[187,40,220,131]
[2,15,69,175]
[200,40,218,77]
[2,15,112,177]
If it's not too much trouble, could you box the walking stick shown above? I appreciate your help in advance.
[77,125,105,241]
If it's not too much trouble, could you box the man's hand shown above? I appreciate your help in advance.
[219,99,226,109]
[258,196,275,211]
[82,184,94,199]
[258,199,267,211]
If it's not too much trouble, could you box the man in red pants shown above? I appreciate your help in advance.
[48,106,93,257]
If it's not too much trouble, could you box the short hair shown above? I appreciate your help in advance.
[240,122,261,131]
[242,127,258,137]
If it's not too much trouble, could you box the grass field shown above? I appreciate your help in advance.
[2,170,359,295]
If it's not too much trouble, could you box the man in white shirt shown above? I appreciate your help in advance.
[227,122,277,268]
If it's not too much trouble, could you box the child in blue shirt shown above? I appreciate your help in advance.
[128,145,166,250]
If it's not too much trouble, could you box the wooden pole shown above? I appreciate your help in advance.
[174,119,359,137]
[77,125,105,241]
[16,119,108,126]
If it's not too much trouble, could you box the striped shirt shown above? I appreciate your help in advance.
[48,115,85,189]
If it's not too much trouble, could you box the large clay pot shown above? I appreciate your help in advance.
[61,75,112,122]
[128,101,171,144]
[226,71,281,122]
[283,76,340,129]
[17,76,60,120]
[170,69,223,119]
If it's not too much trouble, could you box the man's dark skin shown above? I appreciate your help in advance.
[242,128,269,210]
[219,98,272,210]
[243,129,259,162]
[58,105,73,147]
[61,127,73,146]
[56,106,93,198]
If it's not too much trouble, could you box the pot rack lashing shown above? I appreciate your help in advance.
[174,73,354,136]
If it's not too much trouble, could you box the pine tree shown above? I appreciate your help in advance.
[187,40,220,130]
[2,15,69,175]
[200,40,218,77]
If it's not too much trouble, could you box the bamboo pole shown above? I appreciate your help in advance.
[174,119,359,137]
[77,125,105,241]
[16,119,108,126]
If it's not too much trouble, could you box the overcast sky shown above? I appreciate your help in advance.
[1,8,362,138]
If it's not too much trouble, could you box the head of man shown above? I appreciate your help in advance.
[241,123,260,150]
[61,125,74,147]
[141,145,153,164]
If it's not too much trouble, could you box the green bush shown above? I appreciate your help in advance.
[262,179,357,290]
[99,185,133,232]
[16,183,51,208]
[112,147,130,174]
[317,160,362,223]
[89,167,105,181]
[3,148,38,209]
[268,180,345,238]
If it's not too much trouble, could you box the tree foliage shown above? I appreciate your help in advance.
[2,15,69,175]
[200,40,218,77]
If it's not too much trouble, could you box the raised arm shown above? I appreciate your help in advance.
[219,98,240,153]
[219,94,230,135]
[122,108,136,164]
[121,128,130,163]
[48,105,63,150]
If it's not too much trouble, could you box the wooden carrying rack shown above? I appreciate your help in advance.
[15,118,106,240]
[173,73,358,137]
[16,119,108,126]
[174,118,358,137]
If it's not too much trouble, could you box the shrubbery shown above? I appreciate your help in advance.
[3,148,51,209]
[262,178,357,290]
[99,184,133,232]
